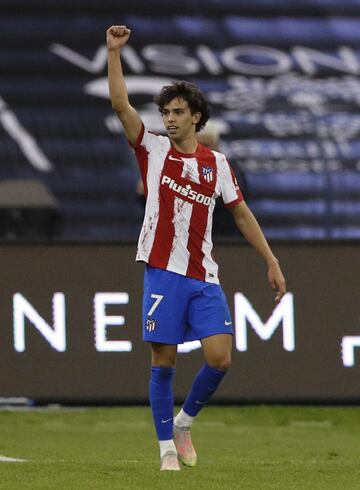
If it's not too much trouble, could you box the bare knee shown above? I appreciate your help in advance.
[202,334,232,371]
[151,343,177,368]
[207,353,232,372]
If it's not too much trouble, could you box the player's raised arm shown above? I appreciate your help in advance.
[106,25,142,146]
[230,201,286,303]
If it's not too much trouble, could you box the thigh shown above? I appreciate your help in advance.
[142,266,189,345]
[185,283,233,342]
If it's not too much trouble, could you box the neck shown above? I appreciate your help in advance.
[171,135,198,154]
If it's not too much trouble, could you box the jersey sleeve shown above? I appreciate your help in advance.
[129,123,170,198]
[220,156,244,208]
[130,123,170,156]
[130,123,169,171]
[131,123,162,151]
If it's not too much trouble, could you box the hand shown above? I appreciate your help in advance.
[106,25,131,51]
[267,261,286,303]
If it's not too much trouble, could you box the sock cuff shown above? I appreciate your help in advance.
[204,364,226,379]
[151,366,176,378]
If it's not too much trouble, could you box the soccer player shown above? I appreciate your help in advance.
[107,25,286,471]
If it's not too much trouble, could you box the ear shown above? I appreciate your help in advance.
[192,112,201,125]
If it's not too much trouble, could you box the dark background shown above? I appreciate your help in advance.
[0,242,359,403]
[1,0,360,241]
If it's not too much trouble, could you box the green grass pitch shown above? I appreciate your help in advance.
[1,405,360,489]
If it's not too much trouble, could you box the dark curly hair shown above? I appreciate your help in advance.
[154,81,211,132]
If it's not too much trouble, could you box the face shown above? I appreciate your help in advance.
[161,97,201,142]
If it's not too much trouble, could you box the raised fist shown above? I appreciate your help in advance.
[106,25,131,50]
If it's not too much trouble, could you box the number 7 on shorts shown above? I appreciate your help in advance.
[147,294,164,316]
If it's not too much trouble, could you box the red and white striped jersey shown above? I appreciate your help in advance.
[133,124,243,284]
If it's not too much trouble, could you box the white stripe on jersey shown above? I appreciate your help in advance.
[136,133,170,262]
[213,151,239,205]
[166,196,193,275]
[201,197,219,283]
[213,151,223,198]
[198,151,228,283]
[181,157,201,184]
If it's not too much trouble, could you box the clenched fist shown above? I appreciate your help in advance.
[106,25,131,51]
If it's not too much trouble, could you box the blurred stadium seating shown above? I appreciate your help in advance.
[0,0,359,240]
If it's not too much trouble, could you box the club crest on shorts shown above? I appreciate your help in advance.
[145,318,156,332]
[201,166,213,183]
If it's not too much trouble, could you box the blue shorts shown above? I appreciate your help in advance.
[142,266,233,345]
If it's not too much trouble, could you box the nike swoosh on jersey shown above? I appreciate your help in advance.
[168,155,183,162]
[225,321,232,325]
[161,418,173,424]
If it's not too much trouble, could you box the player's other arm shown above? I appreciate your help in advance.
[107,25,142,146]
[230,201,286,302]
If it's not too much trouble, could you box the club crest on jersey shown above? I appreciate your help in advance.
[145,318,156,332]
[201,166,213,183]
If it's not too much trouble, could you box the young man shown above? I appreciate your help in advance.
[107,25,286,471]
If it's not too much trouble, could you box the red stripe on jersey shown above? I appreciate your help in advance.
[185,206,208,281]
[148,152,178,268]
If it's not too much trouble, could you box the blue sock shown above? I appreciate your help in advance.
[149,366,176,441]
[183,364,226,417]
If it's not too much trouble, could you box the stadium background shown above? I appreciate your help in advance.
[0,0,359,403]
